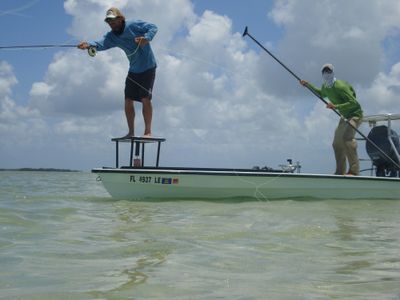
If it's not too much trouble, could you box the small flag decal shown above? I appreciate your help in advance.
[162,178,172,184]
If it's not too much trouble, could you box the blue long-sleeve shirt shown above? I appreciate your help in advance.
[91,20,157,73]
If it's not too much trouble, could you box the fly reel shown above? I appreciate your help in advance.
[87,46,97,57]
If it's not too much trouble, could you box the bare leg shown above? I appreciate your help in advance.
[125,98,135,136]
[142,97,152,136]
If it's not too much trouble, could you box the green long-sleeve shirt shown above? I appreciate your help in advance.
[308,80,363,119]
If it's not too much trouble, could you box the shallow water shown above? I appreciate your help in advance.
[0,171,400,299]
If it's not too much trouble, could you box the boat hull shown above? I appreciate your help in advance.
[92,167,400,200]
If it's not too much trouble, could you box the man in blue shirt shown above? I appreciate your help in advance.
[78,7,157,137]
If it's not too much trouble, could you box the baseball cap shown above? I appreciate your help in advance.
[104,7,125,21]
[321,63,334,73]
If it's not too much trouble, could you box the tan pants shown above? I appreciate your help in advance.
[332,118,361,175]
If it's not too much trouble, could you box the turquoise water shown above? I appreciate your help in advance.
[0,171,400,299]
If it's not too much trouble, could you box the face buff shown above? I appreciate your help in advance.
[322,71,336,88]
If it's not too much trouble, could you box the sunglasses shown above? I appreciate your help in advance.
[105,18,119,24]
[322,68,333,74]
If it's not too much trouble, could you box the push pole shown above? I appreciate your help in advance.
[242,27,334,110]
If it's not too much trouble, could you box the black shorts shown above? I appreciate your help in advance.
[125,67,156,102]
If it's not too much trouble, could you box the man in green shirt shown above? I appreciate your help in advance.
[300,63,363,175]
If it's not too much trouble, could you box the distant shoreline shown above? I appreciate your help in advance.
[0,168,81,172]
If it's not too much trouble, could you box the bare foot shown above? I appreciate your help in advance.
[121,133,135,139]
[142,133,152,138]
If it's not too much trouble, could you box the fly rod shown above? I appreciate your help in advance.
[0,44,97,56]
[242,26,400,170]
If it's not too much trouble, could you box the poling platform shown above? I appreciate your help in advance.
[111,136,166,168]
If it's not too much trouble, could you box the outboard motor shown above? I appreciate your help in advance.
[366,125,400,177]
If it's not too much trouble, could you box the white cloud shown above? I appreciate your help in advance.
[361,62,400,114]
[264,0,400,95]
[268,0,295,26]
[188,10,231,45]
[30,81,53,98]
[28,50,124,116]
[64,0,196,44]
[0,61,45,148]
[0,61,18,95]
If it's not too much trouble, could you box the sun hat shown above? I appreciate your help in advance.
[321,63,334,73]
[104,7,125,21]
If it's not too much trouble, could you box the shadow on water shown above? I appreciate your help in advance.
[82,195,400,204]
[330,215,374,275]
[87,250,170,299]
[328,209,400,287]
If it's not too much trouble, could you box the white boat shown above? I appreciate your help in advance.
[92,114,400,200]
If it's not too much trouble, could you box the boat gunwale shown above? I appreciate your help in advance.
[91,167,400,182]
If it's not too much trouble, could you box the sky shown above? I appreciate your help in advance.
[1,0,400,173]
